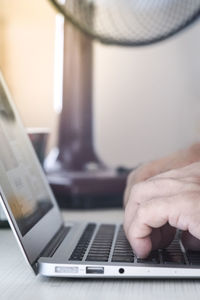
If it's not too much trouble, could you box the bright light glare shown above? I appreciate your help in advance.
[54,14,64,114]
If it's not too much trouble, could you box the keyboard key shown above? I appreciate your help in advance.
[137,251,160,264]
[161,237,186,264]
[69,223,96,261]
[70,224,186,266]
[86,256,109,262]
[111,226,134,263]
[162,251,185,264]
[86,224,115,262]
[187,251,200,265]
[112,255,134,263]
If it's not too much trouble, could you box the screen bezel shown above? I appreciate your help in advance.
[0,72,63,267]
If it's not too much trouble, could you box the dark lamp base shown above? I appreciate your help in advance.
[47,169,129,209]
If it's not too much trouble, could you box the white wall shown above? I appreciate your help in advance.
[93,21,200,168]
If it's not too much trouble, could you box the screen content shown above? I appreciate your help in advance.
[0,79,53,236]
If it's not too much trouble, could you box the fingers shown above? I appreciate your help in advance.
[125,197,171,258]
[124,193,200,258]
[130,177,199,204]
[124,157,200,208]
[123,166,147,207]
[123,160,182,208]
[154,162,200,182]
[124,177,200,233]
[124,162,200,258]
[123,178,134,207]
[123,161,162,207]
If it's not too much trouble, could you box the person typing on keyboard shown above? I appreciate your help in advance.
[124,143,200,259]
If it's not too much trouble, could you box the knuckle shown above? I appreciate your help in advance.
[169,213,181,229]
[130,183,144,203]
[136,203,147,220]
[127,222,137,242]
[188,216,200,238]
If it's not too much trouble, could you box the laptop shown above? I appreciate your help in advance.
[0,72,200,279]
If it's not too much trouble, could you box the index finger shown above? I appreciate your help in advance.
[125,197,172,258]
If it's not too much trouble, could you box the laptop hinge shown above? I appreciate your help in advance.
[31,225,71,273]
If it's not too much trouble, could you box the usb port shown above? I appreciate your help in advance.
[86,267,104,274]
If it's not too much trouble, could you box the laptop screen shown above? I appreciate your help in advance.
[0,79,53,236]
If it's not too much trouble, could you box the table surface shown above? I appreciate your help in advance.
[1,209,200,300]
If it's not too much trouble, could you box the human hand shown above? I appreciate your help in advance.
[124,143,200,207]
[124,162,200,258]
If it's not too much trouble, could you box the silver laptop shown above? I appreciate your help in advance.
[0,72,200,279]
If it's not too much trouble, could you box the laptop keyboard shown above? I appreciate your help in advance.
[111,225,134,263]
[86,224,115,262]
[69,223,200,266]
[69,223,96,261]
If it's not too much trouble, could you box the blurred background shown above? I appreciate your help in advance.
[1,0,200,170]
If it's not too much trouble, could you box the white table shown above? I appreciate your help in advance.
[1,209,200,300]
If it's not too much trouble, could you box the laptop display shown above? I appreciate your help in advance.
[0,79,53,236]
